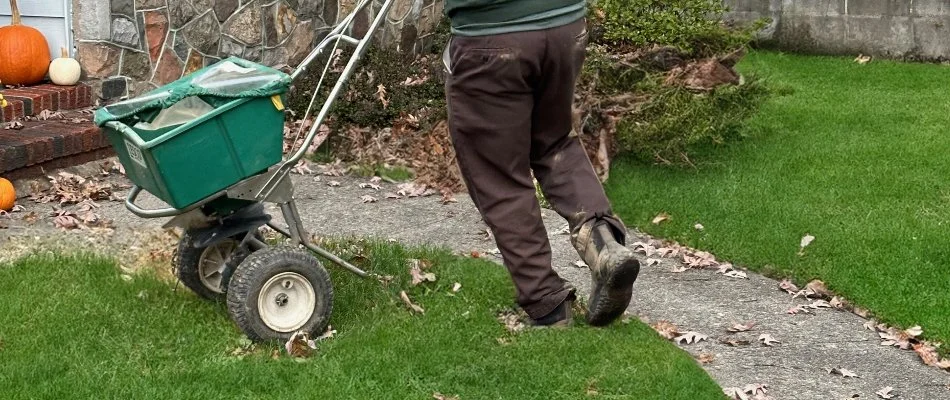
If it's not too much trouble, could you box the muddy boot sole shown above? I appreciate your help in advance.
[586,253,640,327]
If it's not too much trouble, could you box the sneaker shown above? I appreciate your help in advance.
[572,221,640,326]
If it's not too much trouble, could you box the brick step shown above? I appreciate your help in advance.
[1,84,93,123]
[0,113,112,176]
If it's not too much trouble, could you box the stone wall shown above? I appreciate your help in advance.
[724,0,950,61]
[72,0,446,103]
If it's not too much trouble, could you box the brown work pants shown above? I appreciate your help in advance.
[445,18,627,320]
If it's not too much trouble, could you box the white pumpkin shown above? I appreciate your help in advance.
[49,47,80,86]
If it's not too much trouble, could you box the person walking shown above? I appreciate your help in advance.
[442,0,640,327]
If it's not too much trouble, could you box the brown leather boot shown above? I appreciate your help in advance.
[572,221,640,326]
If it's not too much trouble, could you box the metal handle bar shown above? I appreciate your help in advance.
[125,185,183,218]
[105,121,147,148]
[256,0,397,201]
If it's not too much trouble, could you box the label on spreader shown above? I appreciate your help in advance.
[125,139,147,168]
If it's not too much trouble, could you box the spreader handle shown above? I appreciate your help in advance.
[125,185,184,218]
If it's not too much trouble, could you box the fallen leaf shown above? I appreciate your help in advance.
[655,247,679,258]
[229,338,256,358]
[384,192,401,199]
[807,300,833,309]
[879,330,913,350]
[794,279,832,300]
[650,320,681,340]
[408,259,436,286]
[11,205,24,212]
[291,162,314,175]
[674,331,709,345]
[22,211,38,223]
[853,307,871,319]
[723,387,749,400]
[914,343,941,367]
[497,310,526,333]
[375,84,389,108]
[829,296,848,309]
[694,223,704,230]
[652,212,670,224]
[399,290,424,314]
[645,258,661,267]
[53,214,82,230]
[3,121,24,130]
[758,333,781,347]
[905,325,923,338]
[440,189,458,204]
[327,181,341,187]
[432,393,459,400]
[787,305,814,315]
[800,234,815,248]
[360,195,378,203]
[827,367,859,378]
[778,279,799,294]
[469,251,480,258]
[724,270,748,279]
[722,338,752,347]
[728,322,756,333]
[396,182,429,197]
[723,384,769,400]
[452,282,462,293]
[284,330,317,358]
[854,54,872,64]
[359,182,382,190]
[671,265,688,273]
[696,352,715,364]
[573,260,588,269]
[369,176,382,184]
[632,241,655,256]
[875,386,895,399]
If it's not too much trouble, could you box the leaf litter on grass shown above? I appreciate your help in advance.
[399,291,425,314]
[408,259,436,286]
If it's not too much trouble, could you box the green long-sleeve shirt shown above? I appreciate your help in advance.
[444,0,587,36]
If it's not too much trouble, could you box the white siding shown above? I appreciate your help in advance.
[0,0,72,59]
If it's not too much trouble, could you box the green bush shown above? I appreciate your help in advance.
[593,0,762,56]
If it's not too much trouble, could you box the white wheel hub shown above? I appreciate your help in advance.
[198,239,239,294]
[258,272,316,332]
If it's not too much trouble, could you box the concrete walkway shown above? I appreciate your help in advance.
[2,159,949,399]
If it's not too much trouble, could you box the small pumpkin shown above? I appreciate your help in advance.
[0,0,51,86]
[0,177,15,211]
[49,47,81,86]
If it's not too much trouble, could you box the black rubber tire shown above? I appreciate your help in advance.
[175,231,258,300]
[226,247,333,343]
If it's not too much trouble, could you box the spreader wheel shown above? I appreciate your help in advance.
[226,247,333,342]
[175,231,258,300]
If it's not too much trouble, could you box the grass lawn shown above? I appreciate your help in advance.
[607,51,950,345]
[0,244,724,399]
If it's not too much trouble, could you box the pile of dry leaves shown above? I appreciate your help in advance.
[9,162,128,231]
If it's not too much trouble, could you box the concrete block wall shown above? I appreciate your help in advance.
[724,0,950,61]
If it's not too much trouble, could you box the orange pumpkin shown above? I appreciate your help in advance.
[0,177,15,211]
[0,0,51,86]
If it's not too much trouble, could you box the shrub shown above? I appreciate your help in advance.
[614,77,770,166]
[592,0,764,56]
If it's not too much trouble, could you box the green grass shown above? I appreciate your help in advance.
[606,51,950,345]
[0,244,724,399]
